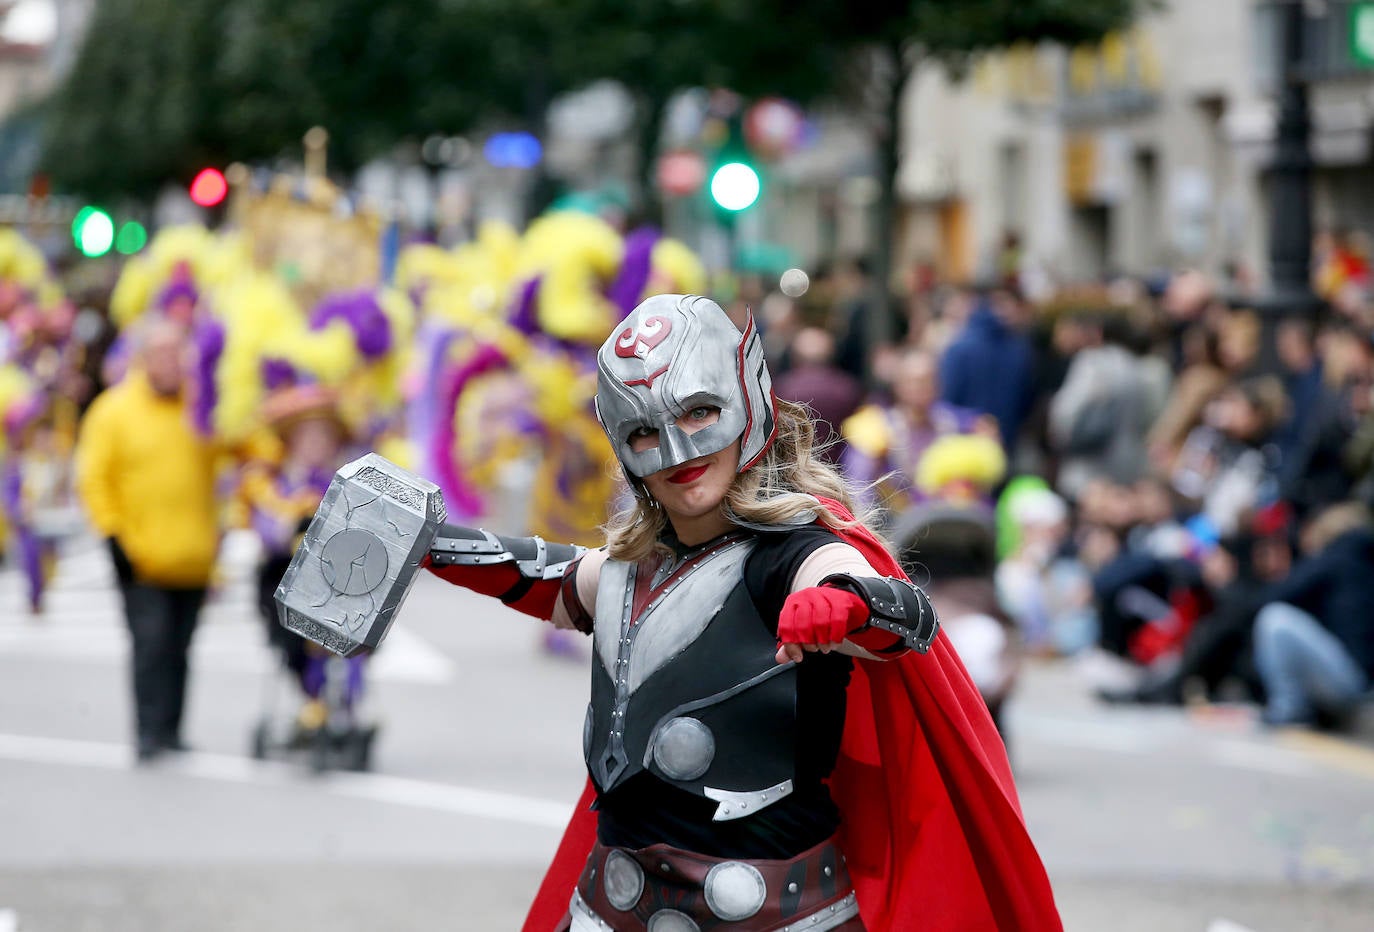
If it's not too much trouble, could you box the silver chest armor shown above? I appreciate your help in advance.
[585,535,800,821]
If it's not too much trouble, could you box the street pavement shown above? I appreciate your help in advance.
[1,532,1372,931]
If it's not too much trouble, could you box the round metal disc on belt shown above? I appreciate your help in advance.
[703,860,767,921]
[603,849,645,911]
[651,716,715,781]
[646,908,701,932]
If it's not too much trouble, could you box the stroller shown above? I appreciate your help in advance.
[890,503,1021,737]
[249,548,379,772]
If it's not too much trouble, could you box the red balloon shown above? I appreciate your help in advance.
[743,98,805,161]
[189,168,228,207]
[656,150,707,197]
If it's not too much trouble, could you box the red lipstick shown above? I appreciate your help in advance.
[668,463,708,484]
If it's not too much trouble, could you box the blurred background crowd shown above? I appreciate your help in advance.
[0,0,1372,754]
[2,0,1374,926]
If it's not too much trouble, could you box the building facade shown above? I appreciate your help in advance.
[896,0,1374,293]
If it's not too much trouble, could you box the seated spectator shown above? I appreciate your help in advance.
[772,327,864,466]
[1125,476,1192,560]
[1171,377,1288,536]
[1101,502,1295,706]
[1273,320,1367,517]
[1254,502,1374,728]
[995,485,1097,656]
[1147,326,1227,472]
[1343,361,1374,507]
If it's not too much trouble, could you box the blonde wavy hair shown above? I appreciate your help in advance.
[604,398,880,563]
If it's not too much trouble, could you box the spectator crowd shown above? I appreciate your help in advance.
[6,217,1374,752]
[764,247,1374,733]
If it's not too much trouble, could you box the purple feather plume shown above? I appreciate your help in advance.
[509,277,542,337]
[607,227,659,320]
[409,324,457,484]
[434,343,508,518]
[190,318,225,435]
[156,277,200,312]
[310,291,392,359]
[261,358,297,390]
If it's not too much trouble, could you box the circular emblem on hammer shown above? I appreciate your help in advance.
[320,529,390,596]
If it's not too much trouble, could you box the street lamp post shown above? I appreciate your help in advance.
[1259,0,1321,349]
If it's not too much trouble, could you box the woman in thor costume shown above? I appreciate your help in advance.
[426,294,1060,931]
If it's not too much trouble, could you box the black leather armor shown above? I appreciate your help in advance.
[584,534,800,821]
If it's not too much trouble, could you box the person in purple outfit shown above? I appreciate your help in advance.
[237,383,358,735]
[842,347,995,518]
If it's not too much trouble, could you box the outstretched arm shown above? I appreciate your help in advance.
[775,542,938,664]
[424,523,592,627]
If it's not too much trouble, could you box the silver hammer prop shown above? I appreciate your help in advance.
[275,453,580,657]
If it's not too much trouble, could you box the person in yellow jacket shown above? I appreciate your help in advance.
[75,320,220,762]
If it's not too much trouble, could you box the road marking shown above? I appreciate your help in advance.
[0,611,454,684]
[1208,740,1315,777]
[0,732,570,829]
[1207,921,1257,932]
[0,909,16,932]
[1014,714,1157,754]
[1277,729,1374,782]
[2,533,455,684]
[1021,710,1374,783]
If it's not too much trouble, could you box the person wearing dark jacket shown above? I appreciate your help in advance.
[1253,503,1374,726]
[939,290,1035,450]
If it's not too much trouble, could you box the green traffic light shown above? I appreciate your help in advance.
[710,162,761,211]
[72,206,115,257]
[115,221,148,255]
[71,206,96,248]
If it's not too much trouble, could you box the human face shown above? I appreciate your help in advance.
[143,325,188,397]
[286,417,343,472]
[1209,392,1264,442]
[636,405,742,544]
[892,352,937,414]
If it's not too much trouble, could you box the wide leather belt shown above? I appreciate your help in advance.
[563,835,863,931]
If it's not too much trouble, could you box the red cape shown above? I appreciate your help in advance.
[523,500,1062,931]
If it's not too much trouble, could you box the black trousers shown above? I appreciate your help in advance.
[124,583,206,747]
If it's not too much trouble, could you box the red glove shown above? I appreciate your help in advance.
[421,553,520,598]
[421,553,580,623]
[775,585,869,664]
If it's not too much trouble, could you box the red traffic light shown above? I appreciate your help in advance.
[189,168,228,207]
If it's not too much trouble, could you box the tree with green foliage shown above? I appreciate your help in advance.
[43,0,1145,308]
[42,0,486,198]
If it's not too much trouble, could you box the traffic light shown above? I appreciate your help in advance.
[709,161,761,212]
[72,206,115,258]
[115,221,148,255]
[705,110,762,221]
[189,167,228,207]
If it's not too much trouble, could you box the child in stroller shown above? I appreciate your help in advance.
[240,384,376,771]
